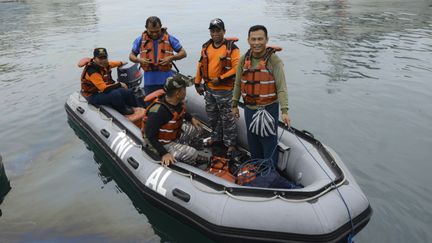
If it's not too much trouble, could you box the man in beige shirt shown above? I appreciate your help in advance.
[232,25,291,165]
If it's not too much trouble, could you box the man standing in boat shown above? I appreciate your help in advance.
[129,16,187,98]
[80,48,137,115]
[195,18,240,155]
[231,25,291,166]
[143,75,209,166]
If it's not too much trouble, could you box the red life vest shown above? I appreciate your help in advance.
[79,58,114,97]
[143,97,186,144]
[199,37,238,86]
[139,28,174,72]
[236,164,257,185]
[240,46,281,106]
[207,156,235,183]
[143,89,165,103]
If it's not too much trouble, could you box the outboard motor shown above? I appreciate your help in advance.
[0,154,11,205]
[117,63,144,104]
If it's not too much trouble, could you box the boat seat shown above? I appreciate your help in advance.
[125,107,145,128]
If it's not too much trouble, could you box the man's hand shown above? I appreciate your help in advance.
[210,77,220,85]
[159,56,173,66]
[139,58,152,66]
[191,117,203,128]
[120,82,128,89]
[161,153,176,166]
[282,113,291,128]
[232,107,240,119]
[195,84,205,95]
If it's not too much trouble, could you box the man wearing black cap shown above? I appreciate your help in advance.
[195,18,240,155]
[80,47,137,115]
[143,74,208,166]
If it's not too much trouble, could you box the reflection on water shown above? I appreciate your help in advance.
[269,0,432,86]
[0,0,98,178]
[266,1,432,242]
[0,0,98,83]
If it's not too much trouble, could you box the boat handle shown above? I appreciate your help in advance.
[301,129,315,138]
[76,106,85,114]
[172,188,190,202]
[100,129,110,138]
[127,157,139,169]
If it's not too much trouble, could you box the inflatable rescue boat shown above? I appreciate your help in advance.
[65,63,372,243]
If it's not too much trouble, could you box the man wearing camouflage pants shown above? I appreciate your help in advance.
[195,18,240,154]
[143,75,208,166]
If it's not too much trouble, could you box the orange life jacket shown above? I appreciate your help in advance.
[79,58,115,97]
[143,88,166,103]
[139,28,174,72]
[207,156,235,183]
[240,46,281,106]
[143,97,186,144]
[199,37,238,86]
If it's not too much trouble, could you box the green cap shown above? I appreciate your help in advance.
[164,74,192,91]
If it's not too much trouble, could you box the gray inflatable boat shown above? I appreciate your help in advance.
[65,70,371,243]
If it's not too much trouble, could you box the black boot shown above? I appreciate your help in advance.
[195,155,210,166]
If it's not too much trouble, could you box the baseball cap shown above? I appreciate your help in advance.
[208,18,225,30]
[93,47,108,58]
[164,74,192,91]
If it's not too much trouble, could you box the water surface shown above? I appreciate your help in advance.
[1,0,431,242]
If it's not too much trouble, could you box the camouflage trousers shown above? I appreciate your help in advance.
[204,89,237,147]
[163,121,202,164]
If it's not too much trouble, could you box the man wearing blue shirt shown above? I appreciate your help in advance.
[129,16,187,96]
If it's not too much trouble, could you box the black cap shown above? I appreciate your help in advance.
[164,74,192,91]
[93,48,108,58]
[208,18,225,30]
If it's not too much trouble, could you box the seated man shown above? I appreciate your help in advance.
[143,75,208,166]
[80,47,137,115]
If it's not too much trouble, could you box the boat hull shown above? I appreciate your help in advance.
[65,91,372,243]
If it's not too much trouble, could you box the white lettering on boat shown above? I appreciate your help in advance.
[110,132,133,160]
[145,167,171,196]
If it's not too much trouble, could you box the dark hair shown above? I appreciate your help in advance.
[146,16,162,28]
[248,25,268,38]
[165,88,177,97]
[165,87,184,97]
